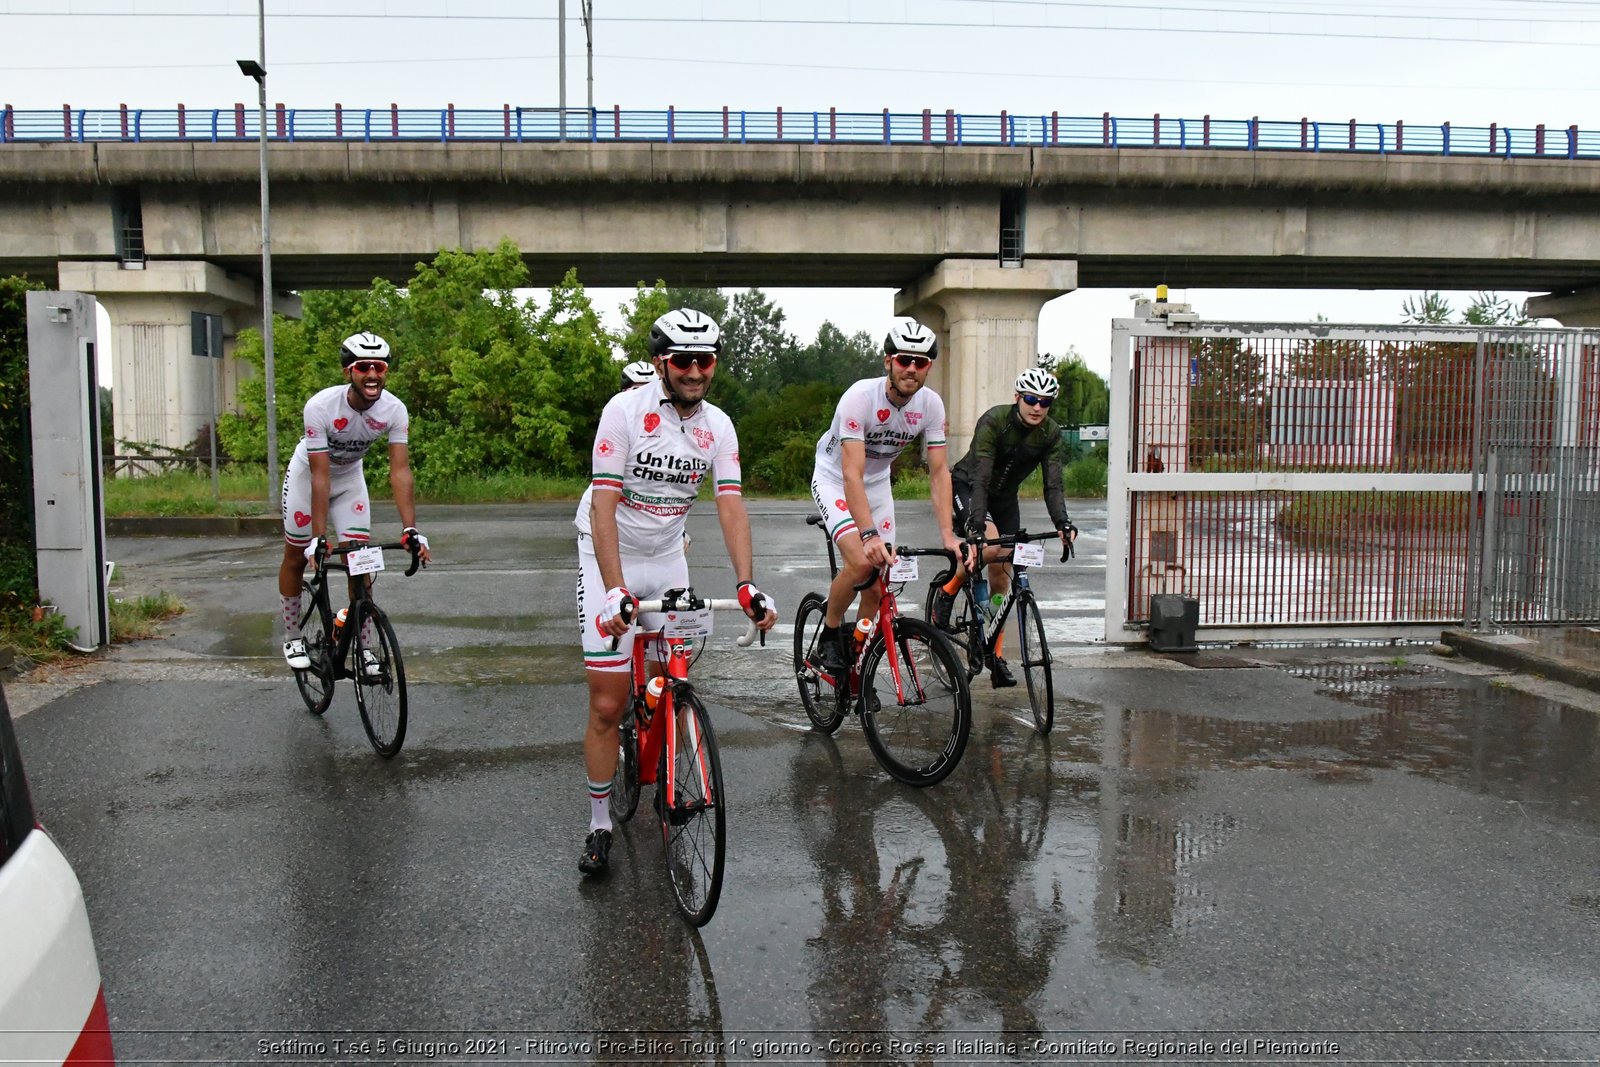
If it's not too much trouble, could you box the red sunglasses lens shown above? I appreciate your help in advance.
[894,354,931,369]
[351,361,387,374]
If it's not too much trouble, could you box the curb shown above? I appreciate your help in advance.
[1440,629,1600,696]
[107,515,281,537]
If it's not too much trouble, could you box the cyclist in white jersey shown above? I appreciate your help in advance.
[278,332,431,672]
[574,309,777,878]
[808,317,965,673]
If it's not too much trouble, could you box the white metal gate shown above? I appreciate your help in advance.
[1105,316,1600,643]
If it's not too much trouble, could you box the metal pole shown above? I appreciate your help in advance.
[583,0,594,114]
[558,0,567,141]
[209,343,220,501]
[256,0,280,504]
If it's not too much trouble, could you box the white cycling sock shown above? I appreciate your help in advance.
[588,779,613,833]
[281,595,302,638]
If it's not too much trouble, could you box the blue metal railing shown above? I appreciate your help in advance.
[1,105,1593,160]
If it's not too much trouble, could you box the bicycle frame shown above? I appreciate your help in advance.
[957,530,1063,662]
[305,541,420,679]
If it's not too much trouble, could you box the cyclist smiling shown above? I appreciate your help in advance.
[574,308,777,878]
[931,366,1077,687]
[809,317,964,675]
[278,332,431,674]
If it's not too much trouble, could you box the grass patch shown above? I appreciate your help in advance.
[110,591,185,642]
[0,595,81,664]
[420,470,590,503]
[105,467,273,517]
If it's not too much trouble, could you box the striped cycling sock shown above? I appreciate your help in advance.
[588,778,613,832]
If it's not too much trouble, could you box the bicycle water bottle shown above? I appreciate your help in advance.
[852,618,873,652]
[644,676,665,716]
[974,576,990,615]
[332,607,349,639]
[991,591,1006,612]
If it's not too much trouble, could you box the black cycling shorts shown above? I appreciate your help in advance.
[951,479,1021,539]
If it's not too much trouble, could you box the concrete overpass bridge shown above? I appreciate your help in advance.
[7,105,1600,457]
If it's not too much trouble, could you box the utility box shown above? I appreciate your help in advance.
[1148,593,1198,654]
[26,291,108,649]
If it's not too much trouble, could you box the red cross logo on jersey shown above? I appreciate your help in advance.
[880,518,892,532]
[354,502,366,513]
[845,418,860,433]
[597,440,613,457]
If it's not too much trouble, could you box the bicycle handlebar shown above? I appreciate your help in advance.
[323,540,427,576]
[968,529,1073,564]
[632,598,762,648]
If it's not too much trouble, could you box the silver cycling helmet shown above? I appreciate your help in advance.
[883,317,938,359]
[1014,366,1060,398]
[619,360,657,390]
[648,308,722,357]
[340,331,391,368]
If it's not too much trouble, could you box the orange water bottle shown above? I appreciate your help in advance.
[852,618,873,652]
[332,607,349,639]
[644,675,665,717]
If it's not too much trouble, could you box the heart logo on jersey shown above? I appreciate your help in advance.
[293,511,311,528]
[876,408,891,423]
[643,413,661,433]
[333,417,349,431]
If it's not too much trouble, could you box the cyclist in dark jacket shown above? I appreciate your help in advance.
[931,367,1078,687]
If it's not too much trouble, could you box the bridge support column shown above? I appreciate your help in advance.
[1527,288,1600,327]
[895,258,1076,460]
[57,261,301,457]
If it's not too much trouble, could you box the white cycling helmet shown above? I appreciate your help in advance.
[340,331,391,368]
[1014,367,1060,398]
[619,360,657,389]
[648,308,722,357]
[883,317,938,359]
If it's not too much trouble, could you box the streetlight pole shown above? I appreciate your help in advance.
[582,0,594,115]
[558,0,567,141]
[238,0,279,504]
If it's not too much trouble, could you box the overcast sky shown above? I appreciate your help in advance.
[7,0,1596,375]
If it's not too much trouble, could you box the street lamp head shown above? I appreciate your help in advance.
[236,58,266,81]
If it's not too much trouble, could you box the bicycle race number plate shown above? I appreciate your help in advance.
[663,608,714,638]
[1012,542,1046,568]
[889,555,919,582]
[345,547,386,576]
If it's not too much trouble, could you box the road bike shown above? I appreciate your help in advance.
[608,588,761,927]
[793,514,972,787]
[293,540,424,758]
[924,529,1068,735]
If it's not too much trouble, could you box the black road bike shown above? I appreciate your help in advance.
[293,540,424,758]
[924,530,1068,735]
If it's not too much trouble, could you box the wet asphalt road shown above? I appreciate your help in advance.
[9,500,1600,1064]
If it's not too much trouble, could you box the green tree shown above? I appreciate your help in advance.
[1187,337,1267,466]
[788,322,881,391]
[0,276,44,600]
[722,288,798,394]
[1042,352,1110,427]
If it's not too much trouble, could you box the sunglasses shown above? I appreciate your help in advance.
[1020,393,1054,408]
[892,353,933,370]
[665,352,717,371]
[349,360,388,375]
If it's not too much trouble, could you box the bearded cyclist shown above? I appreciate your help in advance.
[809,317,965,674]
[930,366,1078,688]
[575,309,777,878]
[278,332,432,673]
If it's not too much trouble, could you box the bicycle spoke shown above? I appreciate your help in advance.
[658,689,725,926]
[859,618,971,787]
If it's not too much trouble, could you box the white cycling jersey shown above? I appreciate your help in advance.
[813,376,948,487]
[289,385,410,475]
[574,380,742,556]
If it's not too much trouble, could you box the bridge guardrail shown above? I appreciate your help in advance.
[1,105,1592,160]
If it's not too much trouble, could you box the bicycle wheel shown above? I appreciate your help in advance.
[352,602,408,758]
[610,703,642,822]
[923,574,982,681]
[859,617,971,787]
[1015,592,1054,735]
[293,590,336,716]
[657,687,725,927]
[794,592,846,734]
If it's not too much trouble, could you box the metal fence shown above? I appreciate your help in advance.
[4,104,1599,159]
[1105,319,1600,642]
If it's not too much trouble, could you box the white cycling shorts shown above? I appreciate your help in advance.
[576,537,690,673]
[809,476,896,547]
[281,463,372,547]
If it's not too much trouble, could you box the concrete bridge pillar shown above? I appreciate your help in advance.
[895,258,1077,461]
[1527,289,1600,327]
[56,261,300,458]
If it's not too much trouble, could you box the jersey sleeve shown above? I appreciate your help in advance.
[923,389,948,451]
[836,382,876,443]
[712,413,743,497]
[302,394,331,457]
[589,395,630,495]
[387,399,410,447]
